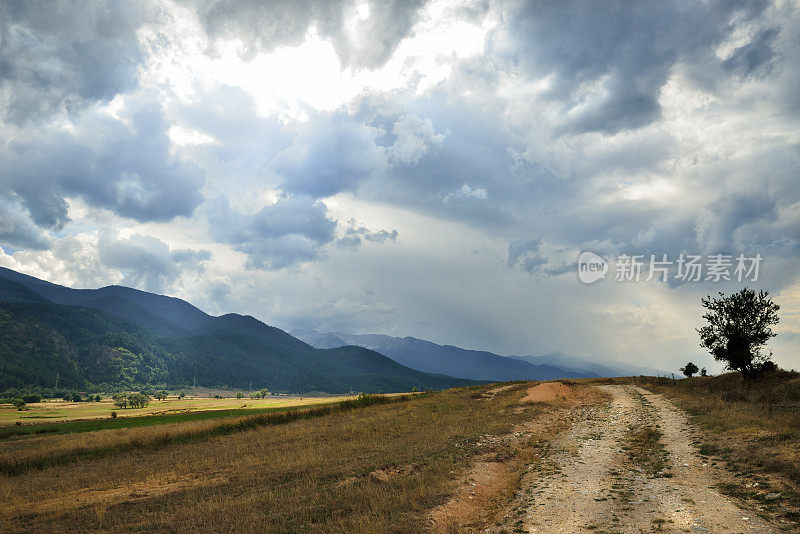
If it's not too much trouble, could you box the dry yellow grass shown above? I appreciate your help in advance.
[0,383,566,532]
[1,410,276,474]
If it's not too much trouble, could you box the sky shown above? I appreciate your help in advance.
[0,0,798,372]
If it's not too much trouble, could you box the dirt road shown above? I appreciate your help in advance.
[495,385,777,533]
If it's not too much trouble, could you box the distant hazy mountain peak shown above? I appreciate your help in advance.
[292,331,600,381]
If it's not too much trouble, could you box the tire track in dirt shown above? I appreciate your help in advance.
[627,386,775,533]
[493,385,635,532]
[426,383,607,533]
[494,385,779,533]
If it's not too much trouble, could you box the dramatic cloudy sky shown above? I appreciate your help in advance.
[1,0,799,371]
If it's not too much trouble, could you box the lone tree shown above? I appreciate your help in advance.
[680,362,699,378]
[698,288,780,377]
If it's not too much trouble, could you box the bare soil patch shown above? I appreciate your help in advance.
[369,464,417,482]
[519,381,574,404]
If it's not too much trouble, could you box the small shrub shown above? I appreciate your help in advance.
[680,362,699,378]
[758,360,780,373]
[110,411,117,419]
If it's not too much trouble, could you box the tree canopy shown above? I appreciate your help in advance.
[698,288,779,377]
[680,362,699,378]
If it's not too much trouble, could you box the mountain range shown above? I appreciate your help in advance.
[0,266,661,394]
[291,330,666,381]
[0,267,472,393]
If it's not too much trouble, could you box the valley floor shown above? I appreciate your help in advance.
[0,381,795,532]
[0,394,355,432]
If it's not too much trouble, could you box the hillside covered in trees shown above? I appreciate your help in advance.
[0,269,474,393]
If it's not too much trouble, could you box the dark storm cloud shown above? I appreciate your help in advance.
[0,0,149,124]
[97,230,211,293]
[498,0,767,135]
[722,27,780,77]
[245,0,800,290]
[209,195,337,269]
[194,0,344,58]
[695,187,778,254]
[0,2,204,244]
[269,103,500,228]
[271,114,386,198]
[344,96,522,228]
[0,97,205,228]
[248,196,336,244]
[194,0,425,69]
[0,198,52,250]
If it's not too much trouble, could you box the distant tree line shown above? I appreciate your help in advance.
[249,389,278,399]
[112,392,151,409]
